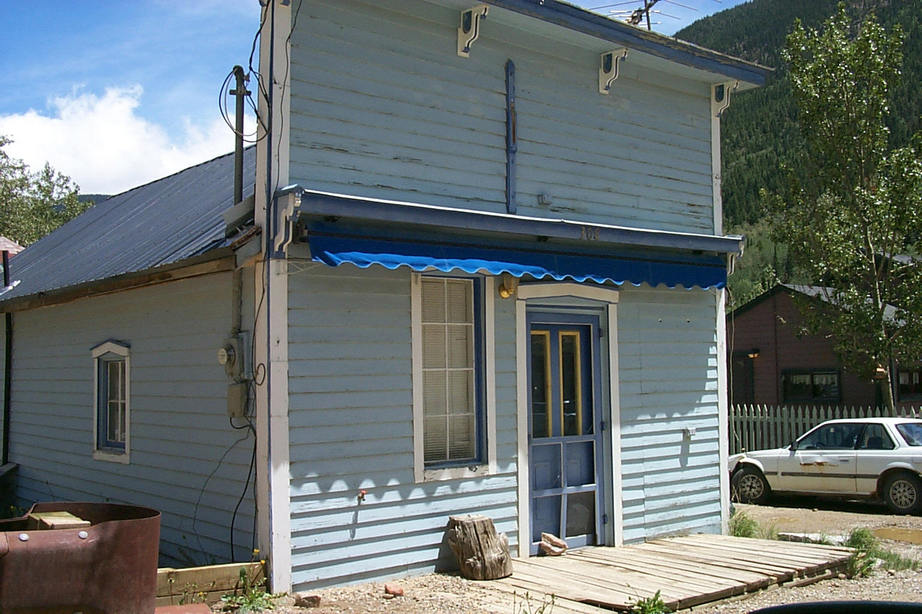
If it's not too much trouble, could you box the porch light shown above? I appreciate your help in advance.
[747,348,760,359]
[498,273,518,299]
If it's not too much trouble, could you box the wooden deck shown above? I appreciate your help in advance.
[476,534,853,613]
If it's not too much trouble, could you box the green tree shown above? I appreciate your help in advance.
[770,6,922,413]
[0,135,91,246]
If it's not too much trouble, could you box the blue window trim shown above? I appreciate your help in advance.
[421,274,487,470]
[96,354,126,451]
[91,339,130,458]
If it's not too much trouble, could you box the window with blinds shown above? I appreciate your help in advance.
[420,277,479,464]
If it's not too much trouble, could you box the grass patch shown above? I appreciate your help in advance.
[844,527,920,577]
[729,509,759,538]
[729,509,779,540]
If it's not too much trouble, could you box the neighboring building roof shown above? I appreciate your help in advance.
[0,237,23,256]
[481,0,772,86]
[0,147,255,307]
[731,283,898,322]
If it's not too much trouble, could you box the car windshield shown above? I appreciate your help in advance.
[896,423,922,446]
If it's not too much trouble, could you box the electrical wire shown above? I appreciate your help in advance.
[191,430,251,565]
[229,415,257,561]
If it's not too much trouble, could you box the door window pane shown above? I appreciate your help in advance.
[560,332,581,436]
[531,332,550,439]
[565,491,596,538]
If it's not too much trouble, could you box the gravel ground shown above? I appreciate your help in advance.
[220,498,922,614]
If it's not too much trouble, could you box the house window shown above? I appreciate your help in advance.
[91,340,130,462]
[897,368,922,401]
[412,274,488,481]
[781,370,840,403]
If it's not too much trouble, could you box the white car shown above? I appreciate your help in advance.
[729,417,922,514]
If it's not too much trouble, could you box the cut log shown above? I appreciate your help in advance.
[446,514,513,580]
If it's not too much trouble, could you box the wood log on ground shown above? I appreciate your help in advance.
[446,514,513,580]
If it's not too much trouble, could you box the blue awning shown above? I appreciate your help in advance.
[308,231,728,290]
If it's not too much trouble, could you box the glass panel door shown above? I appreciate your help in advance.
[528,315,603,553]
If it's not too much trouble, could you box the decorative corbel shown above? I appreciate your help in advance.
[599,48,628,95]
[273,189,301,257]
[458,5,489,58]
[712,80,739,117]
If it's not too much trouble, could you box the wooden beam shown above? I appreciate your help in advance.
[0,254,235,313]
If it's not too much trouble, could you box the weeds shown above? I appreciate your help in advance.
[627,590,671,614]
[513,591,556,614]
[844,527,920,577]
[729,509,759,538]
[220,557,277,613]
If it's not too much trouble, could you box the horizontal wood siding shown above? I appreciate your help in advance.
[7,274,255,566]
[289,0,714,233]
[617,285,721,542]
[287,263,518,590]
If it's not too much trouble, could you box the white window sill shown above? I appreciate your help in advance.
[423,464,490,482]
[93,450,130,464]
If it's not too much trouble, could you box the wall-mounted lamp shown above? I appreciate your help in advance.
[498,273,518,299]
[874,365,888,380]
[747,348,760,359]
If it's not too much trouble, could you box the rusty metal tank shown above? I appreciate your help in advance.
[0,501,160,614]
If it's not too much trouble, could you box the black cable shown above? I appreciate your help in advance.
[192,431,250,564]
[230,418,257,561]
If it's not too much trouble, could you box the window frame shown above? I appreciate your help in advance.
[411,273,496,482]
[781,369,841,403]
[897,367,922,401]
[91,340,131,464]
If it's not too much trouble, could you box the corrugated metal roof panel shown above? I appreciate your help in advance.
[0,147,255,306]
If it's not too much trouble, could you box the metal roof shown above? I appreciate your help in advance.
[0,147,255,307]
[480,0,772,87]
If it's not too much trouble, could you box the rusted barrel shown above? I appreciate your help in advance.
[0,501,161,614]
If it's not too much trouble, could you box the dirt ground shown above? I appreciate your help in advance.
[229,497,922,614]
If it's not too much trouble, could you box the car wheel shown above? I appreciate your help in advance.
[883,472,922,514]
[732,465,771,505]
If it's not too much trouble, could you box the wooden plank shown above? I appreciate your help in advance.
[527,552,730,596]
[663,536,848,568]
[568,549,753,593]
[485,580,613,614]
[667,535,846,562]
[704,534,853,557]
[646,537,837,569]
[632,542,795,584]
[157,562,264,602]
[518,556,692,602]
[507,564,647,608]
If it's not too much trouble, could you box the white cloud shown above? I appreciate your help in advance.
[0,86,249,195]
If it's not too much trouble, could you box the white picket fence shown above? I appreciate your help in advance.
[729,404,920,455]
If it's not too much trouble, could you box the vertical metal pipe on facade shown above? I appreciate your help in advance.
[2,250,12,465]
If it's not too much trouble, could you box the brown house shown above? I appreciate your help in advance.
[728,284,920,409]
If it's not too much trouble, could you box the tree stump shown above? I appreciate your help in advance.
[446,514,513,580]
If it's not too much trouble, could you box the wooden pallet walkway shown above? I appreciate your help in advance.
[475,534,853,613]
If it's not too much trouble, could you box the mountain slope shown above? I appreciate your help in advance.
[676,0,922,227]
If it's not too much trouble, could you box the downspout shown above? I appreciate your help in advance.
[3,250,12,465]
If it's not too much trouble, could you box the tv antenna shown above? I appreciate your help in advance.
[588,0,722,31]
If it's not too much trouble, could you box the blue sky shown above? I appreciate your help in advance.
[0,0,746,194]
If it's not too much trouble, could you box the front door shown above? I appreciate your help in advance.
[528,314,604,553]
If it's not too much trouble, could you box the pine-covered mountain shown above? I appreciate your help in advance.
[675,0,922,228]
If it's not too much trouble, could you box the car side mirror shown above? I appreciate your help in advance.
[789,441,798,451]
